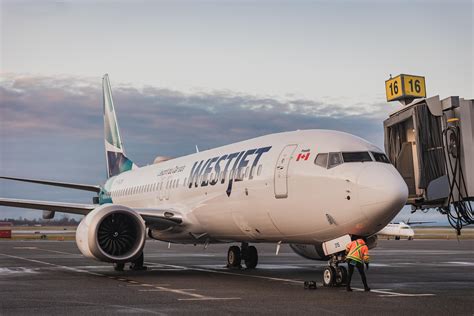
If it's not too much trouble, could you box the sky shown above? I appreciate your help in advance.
[0,0,473,224]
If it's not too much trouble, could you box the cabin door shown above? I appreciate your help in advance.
[274,144,297,198]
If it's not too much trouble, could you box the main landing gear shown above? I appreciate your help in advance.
[227,242,258,269]
[113,252,147,271]
[322,253,347,287]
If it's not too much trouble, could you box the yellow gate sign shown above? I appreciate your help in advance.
[385,74,426,102]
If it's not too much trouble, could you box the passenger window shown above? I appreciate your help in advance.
[328,152,343,168]
[314,153,328,168]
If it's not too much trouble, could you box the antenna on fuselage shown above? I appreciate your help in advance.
[195,145,200,153]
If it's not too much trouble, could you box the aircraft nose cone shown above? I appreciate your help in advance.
[358,164,408,222]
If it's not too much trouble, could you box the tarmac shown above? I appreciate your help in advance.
[0,239,473,315]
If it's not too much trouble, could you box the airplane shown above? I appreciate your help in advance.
[0,74,408,286]
[377,220,436,240]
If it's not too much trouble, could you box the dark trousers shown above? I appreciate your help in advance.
[347,260,369,289]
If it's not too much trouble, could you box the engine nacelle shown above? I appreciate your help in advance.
[76,204,146,263]
[289,243,330,261]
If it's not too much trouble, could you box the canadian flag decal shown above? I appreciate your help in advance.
[296,150,310,161]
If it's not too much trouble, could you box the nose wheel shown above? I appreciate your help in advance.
[227,243,258,269]
[323,254,348,287]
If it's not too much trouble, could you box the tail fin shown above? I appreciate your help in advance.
[103,74,137,178]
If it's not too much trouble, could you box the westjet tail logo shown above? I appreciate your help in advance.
[187,146,272,196]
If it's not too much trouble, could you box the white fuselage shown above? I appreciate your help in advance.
[104,130,408,245]
[377,222,415,238]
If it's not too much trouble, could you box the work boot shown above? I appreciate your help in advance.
[364,287,371,292]
[346,287,353,292]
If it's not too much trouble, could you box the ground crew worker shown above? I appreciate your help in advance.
[345,236,370,292]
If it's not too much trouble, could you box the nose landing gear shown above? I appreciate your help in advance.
[227,242,259,269]
[322,253,347,287]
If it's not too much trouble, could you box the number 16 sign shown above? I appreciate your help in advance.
[385,74,426,102]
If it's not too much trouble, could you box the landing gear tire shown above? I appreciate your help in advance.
[244,246,258,269]
[114,262,125,272]
[227,246,241,268]
[395,236,400,240]
[323,266,336,287]
[130,252,147,271]
[335,266,347,286]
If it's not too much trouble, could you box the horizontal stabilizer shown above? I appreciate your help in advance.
[0,176,101,193]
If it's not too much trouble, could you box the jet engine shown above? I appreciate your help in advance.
[289,243,330,261]
[76,204,146,263]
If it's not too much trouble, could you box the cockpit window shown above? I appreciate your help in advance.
[314,153,328,168]
[328,152,343,168]
[316,151,383,169]
[371,152,391,163]
[341,152,372,163]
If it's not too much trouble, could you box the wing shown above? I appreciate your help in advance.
[0,198,182,226]
[0,176,101,193]
[405,220,437,225]
[0,197,95,215]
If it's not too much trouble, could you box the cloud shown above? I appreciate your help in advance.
[1,73,390,159]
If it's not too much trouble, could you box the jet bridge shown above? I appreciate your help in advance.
[383,75,473,233]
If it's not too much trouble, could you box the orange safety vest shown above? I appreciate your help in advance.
[346,239,370,264]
